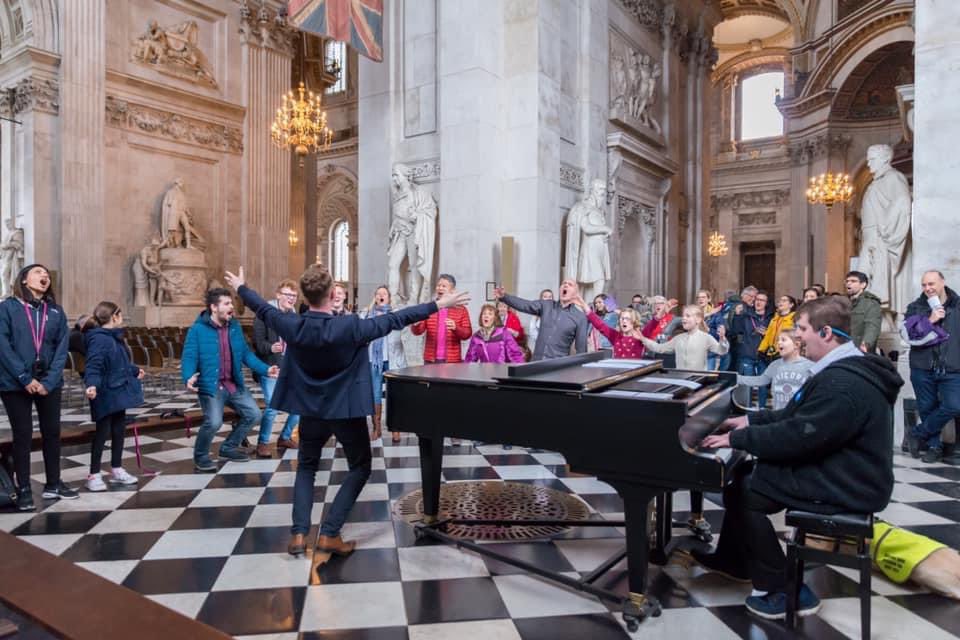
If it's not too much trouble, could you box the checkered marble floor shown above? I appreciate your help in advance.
[4,419,960,639]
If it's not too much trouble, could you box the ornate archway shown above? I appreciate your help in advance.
[316,165,358,300]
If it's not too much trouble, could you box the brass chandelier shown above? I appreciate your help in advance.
[271,80,333,163]
[707,231,729,257]
[805,172,853,209]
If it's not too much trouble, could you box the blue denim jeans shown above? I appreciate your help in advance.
[292,416,372,536]
[258,376,300,444]
[707,352,731,372]
[910,369,960,450]
[370,361,389,405]
[194,387,262,464]
[738,356,769,408]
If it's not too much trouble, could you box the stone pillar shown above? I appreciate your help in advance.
[913,0,960,285]
[59,0,106,313]
[240,5,294,295]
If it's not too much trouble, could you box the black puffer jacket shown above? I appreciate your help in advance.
[730,353,903,514]
[905,287,960,373]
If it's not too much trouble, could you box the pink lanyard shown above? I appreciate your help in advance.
[22,302,48,359]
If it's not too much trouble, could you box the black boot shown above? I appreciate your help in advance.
[16,488,35,512]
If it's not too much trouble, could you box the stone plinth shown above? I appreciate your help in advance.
[159,247,207,305]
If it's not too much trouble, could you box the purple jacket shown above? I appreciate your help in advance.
[465,328,525,364]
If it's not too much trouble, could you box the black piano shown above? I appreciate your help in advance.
[384,351,745,630]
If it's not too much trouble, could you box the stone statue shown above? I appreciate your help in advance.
[387,163,437,304]
[132,234,166,307]
[565,179,613,302]
[632,54,662,133]
[857,144,912,317]
[0,219,24,299]
[161,178,204,250]
[131,19,217,87]
[610,54,628,112]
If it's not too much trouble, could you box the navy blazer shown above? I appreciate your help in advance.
[0,297,69,392]
[238,285,436,419]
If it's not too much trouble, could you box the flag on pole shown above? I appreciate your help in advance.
[287,0,384,62]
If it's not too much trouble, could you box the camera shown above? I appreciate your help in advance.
[31,358,48,379]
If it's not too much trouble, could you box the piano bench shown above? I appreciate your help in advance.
[784,510,873,639]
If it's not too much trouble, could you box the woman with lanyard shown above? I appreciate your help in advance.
[360,286,407,443]
[0,264,77,511]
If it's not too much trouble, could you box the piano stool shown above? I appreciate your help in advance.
[785,510,873,639]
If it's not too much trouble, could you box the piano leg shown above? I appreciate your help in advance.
[618,484,663,630]
[418,436,445,527]
[687,491,713,543]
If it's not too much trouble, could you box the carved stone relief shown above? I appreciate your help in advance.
[737,212,778,226]
[398,159,441,185]
[787,133,852,165]
[559,163,585,192]
[105,96,244,154]
[239,0,296,56]
[617,196,656,236]
[609,33,663,141]
[130,19,218,88]
[615,0,663,31]
[711,189,790,211]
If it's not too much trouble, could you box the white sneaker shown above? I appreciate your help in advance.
[86,474,107,492]
[109,468,138,485]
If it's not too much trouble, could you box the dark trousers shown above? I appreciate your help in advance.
[1,388,63,489]
[713,460,788,592]
[292,416,371,536]
[90,410,126,474]
[911,369,960,450]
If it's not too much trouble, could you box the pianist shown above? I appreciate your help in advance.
[699,295,903,621]
[495,280,588,360]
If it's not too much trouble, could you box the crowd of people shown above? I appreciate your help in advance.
[2,259,958,624]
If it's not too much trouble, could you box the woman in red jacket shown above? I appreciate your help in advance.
[411,274,473,363]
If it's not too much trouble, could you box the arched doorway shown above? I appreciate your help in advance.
[316,166,359,306]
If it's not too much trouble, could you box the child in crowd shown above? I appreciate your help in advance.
[738,328,812,410]
[758,295,797,360]
[82,301,144,491]
[639,305,728,370]
[574,296,647,359]
[465,304,525,364]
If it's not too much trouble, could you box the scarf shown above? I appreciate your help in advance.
[370,305,391,375]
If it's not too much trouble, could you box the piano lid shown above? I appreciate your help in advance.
[494,351,663,392]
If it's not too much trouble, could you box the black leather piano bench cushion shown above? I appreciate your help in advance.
[786,510,873,539]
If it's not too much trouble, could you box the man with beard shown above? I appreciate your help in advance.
[495,279,588,360]
[182,288,279,471]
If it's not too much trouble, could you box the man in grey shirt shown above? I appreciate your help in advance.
[495,279,588,360]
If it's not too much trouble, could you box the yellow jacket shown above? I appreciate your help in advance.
[758,311,795,357]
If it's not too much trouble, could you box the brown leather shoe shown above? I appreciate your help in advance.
[287,533,306,556]
[256,443,272,459]
[316,534,356,556]
[277,438,299,450]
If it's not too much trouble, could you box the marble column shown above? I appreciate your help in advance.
[240,6,294,294]
[913,0,960,285]
[59,0,106,313]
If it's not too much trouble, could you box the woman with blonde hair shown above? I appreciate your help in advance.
[640,305,728,370]
[360,285,407,443]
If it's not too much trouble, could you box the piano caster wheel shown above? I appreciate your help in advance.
[688,518,713,543]
[623,594,661,631]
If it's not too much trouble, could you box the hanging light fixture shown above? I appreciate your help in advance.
[288,228,300,247]
[805,172,853,209]
[271,34,334,165]
[707,231,729,257]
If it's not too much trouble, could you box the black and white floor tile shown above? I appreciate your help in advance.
[4,410,960,639]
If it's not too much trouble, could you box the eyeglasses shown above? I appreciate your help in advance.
[279,292,298,299]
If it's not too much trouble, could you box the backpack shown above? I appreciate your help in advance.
[0,456,16,507]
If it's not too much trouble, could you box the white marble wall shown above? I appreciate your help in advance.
[913,0,960,285]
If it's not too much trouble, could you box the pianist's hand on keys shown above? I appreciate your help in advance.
[702,415,748,449]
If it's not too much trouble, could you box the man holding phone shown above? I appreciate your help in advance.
[904,270,960,463]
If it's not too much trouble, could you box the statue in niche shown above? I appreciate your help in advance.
[132,234,167,307]
[631,54,662,133]
[0,218,25,298]
[387,163,437,304]
[161,178,205,250]
[131,19,218,88]
[565,179,613,302]
[610,54,628,112]
[857,144,912,318]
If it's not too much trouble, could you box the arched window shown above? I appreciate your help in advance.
[325,40,347,95]
[739,71,784,140]
[330,220,350,282]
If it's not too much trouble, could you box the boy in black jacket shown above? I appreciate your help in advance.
[698,295,903,621]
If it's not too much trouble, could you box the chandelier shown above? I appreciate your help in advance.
[288,228,300,247]
[805,172,853,208]
[707,231,729,257]
[271,81,333,163]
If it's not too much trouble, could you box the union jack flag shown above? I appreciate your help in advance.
[288,0,384,62]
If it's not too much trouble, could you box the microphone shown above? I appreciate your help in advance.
[928,296,944,311]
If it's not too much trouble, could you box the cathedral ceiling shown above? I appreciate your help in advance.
[830,40,913,120]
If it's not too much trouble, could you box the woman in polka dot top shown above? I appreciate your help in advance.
[574,296,647,359]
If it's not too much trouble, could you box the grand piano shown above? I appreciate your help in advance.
[384,351,745,630]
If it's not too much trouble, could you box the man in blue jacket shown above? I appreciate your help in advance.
[181,288,278,471]
[225,264,469,557]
